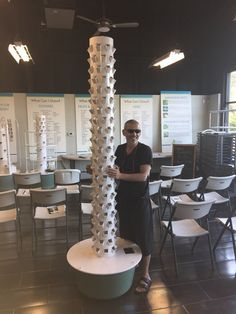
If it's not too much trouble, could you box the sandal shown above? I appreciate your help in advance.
[135,276,152,294]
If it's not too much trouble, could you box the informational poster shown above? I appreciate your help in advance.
[160,91,192,153]
[0,93,17,159]
[27,94,66,153]
[120,95,153,148]
[75,95,91,153]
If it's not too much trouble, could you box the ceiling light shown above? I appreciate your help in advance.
[8,42,33,64]
[151,49,185,69]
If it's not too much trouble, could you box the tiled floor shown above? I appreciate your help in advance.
[1,197,236,314]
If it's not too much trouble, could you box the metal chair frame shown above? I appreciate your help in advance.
[0,190,22,252]
[79,184,93,240]
[30,188,68,253]
[160,199,215,275]
[149,180,162,224]
[199,175,236,258]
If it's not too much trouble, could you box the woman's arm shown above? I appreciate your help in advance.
[107,164,151,182]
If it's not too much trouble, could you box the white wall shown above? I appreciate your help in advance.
[12,93,219,170]
[191,95,209,143]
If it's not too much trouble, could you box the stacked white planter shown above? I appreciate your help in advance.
[88,36,117,257]
[35,115,47,172]
[0,118,11,174]
[67,36,142,300]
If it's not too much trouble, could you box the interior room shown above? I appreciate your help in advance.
[1,0,236,313]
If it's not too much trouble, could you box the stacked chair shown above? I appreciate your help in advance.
[160,164,185,189]
[0,174,15,192]
[198,175,236,259]
[13,172,41,199]
[161,177,203,219]
[54,169,81,195]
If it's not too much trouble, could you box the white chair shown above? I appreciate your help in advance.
[162,177,203,219]
[0,190,22,252]
[79,185,93,240]
[160,164,185,189]
[160,199,215,275]
[13,172,41,197]
[198,175,236,257]
[54,169,81,194]
[149,180,162,223]
[30,188,67,252]
[0,174,15,192]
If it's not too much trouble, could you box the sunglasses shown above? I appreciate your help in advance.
[126,129,141,134]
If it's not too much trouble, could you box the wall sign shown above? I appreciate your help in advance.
[120,95,153,148]
[27,94,66,153]
[75,95,91,153]
[161,91,192,152]
[0,93,17,159]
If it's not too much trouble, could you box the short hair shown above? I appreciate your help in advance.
[124,119,139,128]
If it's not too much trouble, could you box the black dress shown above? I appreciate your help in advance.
[115,142,153,256]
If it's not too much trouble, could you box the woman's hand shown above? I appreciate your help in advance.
[107,165,121,179]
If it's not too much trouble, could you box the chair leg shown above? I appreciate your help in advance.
[160,226,169,254]
[66,215,69,247]
[15,220,20,254]
[18,217,22,250]
[156,207,161,225]
[170,235,178,276]
[158,191,163,220]
[191,237,200,253]
[207,233,215,271]
[161,199,169,219]
[78,209,83,241]
[213,218,230,251]
[32,219,37,254]
[228,218,236,260]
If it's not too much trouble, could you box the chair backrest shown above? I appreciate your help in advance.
[54,169,81,185]
[171,177,203,193]
[0,174,14,192]
[206,175,236,191]
[160,164,185,178]
[174,200,215,220]
[149,180,162,196]
[80,185,93,202]
[13,172,41,189]
[0,190,16,209]
[30,188,66,206]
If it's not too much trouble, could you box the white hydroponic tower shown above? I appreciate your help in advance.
[88,36,117,257]
[0,117,11,173]
[35,114,47,172]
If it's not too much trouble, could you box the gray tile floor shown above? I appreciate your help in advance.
[1,196,236,313]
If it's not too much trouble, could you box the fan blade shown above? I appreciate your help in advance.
[112,22,139,28]
[76,15,98,25]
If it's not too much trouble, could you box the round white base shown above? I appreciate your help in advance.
[67,237,142,299]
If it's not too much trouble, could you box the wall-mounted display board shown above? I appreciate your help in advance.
[75,95,91,153]
[161,91,192,152]
[0,93,17,159]
[120,95,153,148]
[172,144,197,178]
[26,94,66,153]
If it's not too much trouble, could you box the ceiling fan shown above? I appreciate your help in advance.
[76,0,139,36]
[76,14,139,33]
[76,0,139,35]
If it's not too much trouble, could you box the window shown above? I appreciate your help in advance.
[226,71,236,131]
